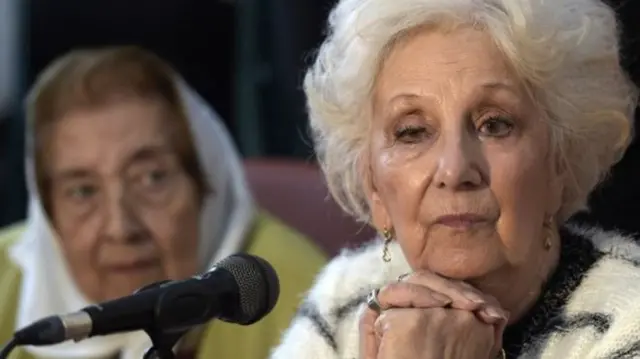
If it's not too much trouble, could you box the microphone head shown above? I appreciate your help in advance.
[215,253,280,325]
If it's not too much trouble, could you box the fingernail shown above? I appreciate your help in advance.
[484,307,508,320]
[463,291,486,304]
[432,292,452,303]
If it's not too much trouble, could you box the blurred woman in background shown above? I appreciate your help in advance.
[0,46,326,359]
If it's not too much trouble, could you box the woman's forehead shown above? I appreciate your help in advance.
[46,100,177,178]
[374,28,518,105]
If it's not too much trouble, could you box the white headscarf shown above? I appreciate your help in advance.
[8,79,255,359]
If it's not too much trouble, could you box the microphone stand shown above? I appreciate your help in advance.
[142,330,186,359]
[137,282,191,359]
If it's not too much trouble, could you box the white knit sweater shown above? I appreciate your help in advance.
[270,224,640,359]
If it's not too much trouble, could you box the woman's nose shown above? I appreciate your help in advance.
[102,190,145,244]
[432,134,483,191]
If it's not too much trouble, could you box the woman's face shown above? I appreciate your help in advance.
[368,27,564,281]
[47,99,201,302]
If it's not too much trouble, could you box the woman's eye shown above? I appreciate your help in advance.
[478,116,514,138]
[67,185,97,200]
[141,170,169,187]
[394,125,429,144]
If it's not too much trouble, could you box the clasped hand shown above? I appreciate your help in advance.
[359,271,509,359]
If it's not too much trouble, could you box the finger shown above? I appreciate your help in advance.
[474,304,510,325]
[401,271,499,312]
[374,309,428,359]
[467,291,510,325]
[490,310,509,357]
[374,308,418,339]
[376,282,452,310]
[359,307,380,359]
[373,311,386,336]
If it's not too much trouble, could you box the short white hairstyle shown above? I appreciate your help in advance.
[305,0,638,224]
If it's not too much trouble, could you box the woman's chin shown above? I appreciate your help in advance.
[422,250,503,281]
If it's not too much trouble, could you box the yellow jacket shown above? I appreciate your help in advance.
[0,212,326,359]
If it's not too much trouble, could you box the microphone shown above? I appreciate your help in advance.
[11,253,280,346]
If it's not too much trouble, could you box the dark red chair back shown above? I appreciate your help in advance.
[243,158,375,256]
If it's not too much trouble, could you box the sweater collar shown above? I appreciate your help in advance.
[502,226,604,357]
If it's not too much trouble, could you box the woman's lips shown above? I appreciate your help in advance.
[105,258,161,272]
[434,213,489,229]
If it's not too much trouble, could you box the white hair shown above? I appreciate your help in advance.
[305,0,638,224]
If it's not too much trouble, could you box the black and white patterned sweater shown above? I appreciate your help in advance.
[270,225,640,359]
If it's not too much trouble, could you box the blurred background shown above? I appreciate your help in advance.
[1,0,639,237]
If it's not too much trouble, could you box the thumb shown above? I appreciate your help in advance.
[491,312,509,358]
[359,307,380,359]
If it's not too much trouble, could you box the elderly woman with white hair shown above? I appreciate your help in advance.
[269,0,640,358]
